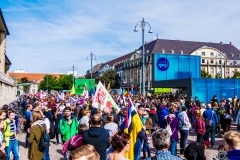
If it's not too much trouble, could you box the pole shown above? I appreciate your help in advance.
[220,52,222,78]
[91,52,93,80]
[72,65,75,85]
[46,74,48,93]
[142,19,145,97]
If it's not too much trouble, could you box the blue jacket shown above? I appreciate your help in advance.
[227,150,240,160]
[203,108,218,125]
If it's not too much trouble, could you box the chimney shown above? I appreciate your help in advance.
[230,42,232,45]
[145,41,148,44]
[220,41,223,45]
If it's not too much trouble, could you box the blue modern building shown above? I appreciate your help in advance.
[152,53,239,103]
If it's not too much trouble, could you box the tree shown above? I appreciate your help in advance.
[19,77,30,92]
[58,74,73,90]
[38,75,60,92]
[232,71,240,78]
[201,70,212,78]
[215,73,221,78]
[99,70,120,89]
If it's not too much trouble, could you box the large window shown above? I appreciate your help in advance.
[226,69,230,74]
[210,68,214,74]
[210,52,214,57]
[201,59,205,64]
[202,52,205,56]
[210,59,214,64]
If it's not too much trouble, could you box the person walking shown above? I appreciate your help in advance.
[27,111,45,160]
[59,107,79,144]
[4,110,19,160]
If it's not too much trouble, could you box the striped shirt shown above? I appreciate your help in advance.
[9,121,16,141]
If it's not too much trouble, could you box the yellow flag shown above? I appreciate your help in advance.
[70,84,75,95]
[107,83,111,93]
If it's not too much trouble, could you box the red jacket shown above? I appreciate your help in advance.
[195,117,206,134]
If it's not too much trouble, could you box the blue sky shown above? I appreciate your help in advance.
[1,0,240,75]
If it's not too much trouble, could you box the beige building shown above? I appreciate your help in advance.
[91,39,240,94]
[0,9,17,107]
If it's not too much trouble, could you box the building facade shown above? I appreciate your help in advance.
[0,9,17,107]
[88,39,240,94]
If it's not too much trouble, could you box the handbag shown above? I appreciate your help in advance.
[165,116,175,136]
[65,136,82,160]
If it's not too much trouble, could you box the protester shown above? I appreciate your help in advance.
[203,103,218,148]
[225,98,233,132]
[164,108,179,156]
[82,114,110,160]
[54,108,62,144]
[184,142,206,160]
[107,130,130,160]
[62,124,88,159]
[59,107,79,144]
[223,131,240,159]
[104,114,118,136]
[70,144,100,160]
[24,104,32,148]
[4,109,19,160]
[195,110,206,142]
[151,128,182,160]
[0,110,6,120]
[0,119,6,159]
[178,106,191,154]
[101,107,110,127]
[27,111,45,160]
[78,109,91,128]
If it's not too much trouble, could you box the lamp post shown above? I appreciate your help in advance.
[134,18,152,97]
[86,52,97,80]
[69,65,77,85]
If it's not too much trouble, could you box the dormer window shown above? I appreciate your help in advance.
[180,50,183,54]
[202,52,205,56]
[170,50,174,54]
[161,49,165,53]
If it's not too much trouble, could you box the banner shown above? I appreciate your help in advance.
[92,82,119,112]
[75,79,95,95]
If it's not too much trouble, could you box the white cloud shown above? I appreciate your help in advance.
[1,0,240,74]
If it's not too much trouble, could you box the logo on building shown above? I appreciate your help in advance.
[157,57,169,71]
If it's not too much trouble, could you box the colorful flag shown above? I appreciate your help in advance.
[122,89,129,97]
[56,91,64,101]
[40,90,45,99]
[124,99,143,160]
[89,88,95,97]
[70,96,78,106]
[82,83,89,98]
[92,82,119,112]
[107,83,111,93]
[70,84,75,95]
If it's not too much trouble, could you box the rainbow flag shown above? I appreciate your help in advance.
[122,89,129,97]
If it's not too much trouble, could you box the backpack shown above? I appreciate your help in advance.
[65,136,82,160]
[37,125,50,152]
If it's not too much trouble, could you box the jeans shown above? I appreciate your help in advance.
[143,141,150,157]
[169,139,177,156]
[180,129,189,154]
[197,133,204,142]
[42,147,50,160]
[204,124,216,146]
[191,117,196,129]
[134,138,142,160]
[5,139,19,160]
[25,133,30,148]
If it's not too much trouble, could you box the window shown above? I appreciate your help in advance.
[219,60,222,64]
[226,69,230,74]
[210,68,214,74]
[210,59,214,64]
[202,52,205,56]
[210,52,214,57]
[134,55,136,59]
[32,89,35,94]
[201,59,205,64]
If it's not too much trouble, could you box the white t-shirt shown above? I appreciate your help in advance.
[43,117,50,130]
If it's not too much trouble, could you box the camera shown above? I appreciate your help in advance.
[215,151,228,160]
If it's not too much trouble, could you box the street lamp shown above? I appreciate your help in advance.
[134,18,152,97]
[86,52,97,80]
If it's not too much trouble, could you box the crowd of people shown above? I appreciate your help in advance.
[0,93,239,160]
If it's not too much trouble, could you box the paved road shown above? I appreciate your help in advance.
[15,124,237,160]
